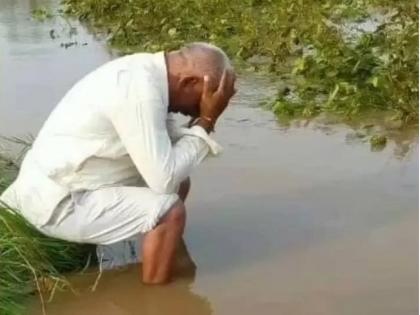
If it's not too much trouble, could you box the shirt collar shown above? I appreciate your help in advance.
[151,51,169,108]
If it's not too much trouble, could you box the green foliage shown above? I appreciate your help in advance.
[62,0,418,126]
[280,1,419,124]
[0,149,92,315]
[0,208,92,315]
[31,8,53,22]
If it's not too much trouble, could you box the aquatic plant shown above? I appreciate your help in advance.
[61,0,418,126]
[0,149,92,315]
[271,1,418,125]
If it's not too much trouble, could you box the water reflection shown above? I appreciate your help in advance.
[0,0,53,44]
[262,112,419,159]
[0,0,110,137]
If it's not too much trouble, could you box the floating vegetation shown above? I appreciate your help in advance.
[61,0,418,126]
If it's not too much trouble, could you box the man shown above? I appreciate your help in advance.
[0,42,236,284]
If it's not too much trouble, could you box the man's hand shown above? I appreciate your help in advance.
[199,70,236,130]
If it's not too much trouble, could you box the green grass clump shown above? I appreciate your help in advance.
[61,0,418,126]
[0,152,92,315]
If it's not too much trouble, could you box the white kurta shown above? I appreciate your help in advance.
[1,52,221,231]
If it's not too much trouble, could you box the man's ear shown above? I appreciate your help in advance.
[179,76,199,89]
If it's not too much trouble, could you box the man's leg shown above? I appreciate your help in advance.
[142,199,186,284]
[141,178,192,284]
[174,178,197,277]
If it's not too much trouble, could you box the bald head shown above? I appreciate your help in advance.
[179,42,233,84]
[165,42,235,117]
[168,42,233,89]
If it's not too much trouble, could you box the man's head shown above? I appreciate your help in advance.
[165,42,234,117]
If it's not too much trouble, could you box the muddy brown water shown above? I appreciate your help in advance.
[1,1,418,314]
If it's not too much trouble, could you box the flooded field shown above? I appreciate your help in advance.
[0,1,418,315]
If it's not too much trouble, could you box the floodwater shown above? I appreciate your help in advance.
[1,1,418,315]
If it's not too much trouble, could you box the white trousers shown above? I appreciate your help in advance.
[40,186,179,245]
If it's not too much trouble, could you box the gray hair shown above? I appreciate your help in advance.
[179,42,233,82]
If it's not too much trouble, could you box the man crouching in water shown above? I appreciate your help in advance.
[1,42,236,284]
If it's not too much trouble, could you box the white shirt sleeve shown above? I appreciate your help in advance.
[166,115,184,144]
[166,115,222,152]
[109,75,221,195]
